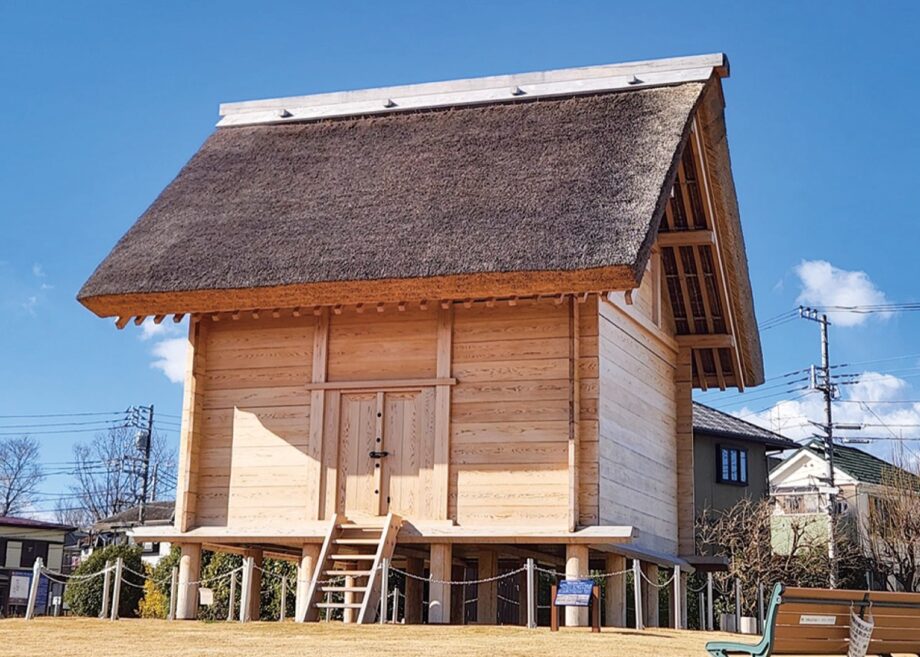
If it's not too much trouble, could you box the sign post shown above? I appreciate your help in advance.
[550,579,600,633]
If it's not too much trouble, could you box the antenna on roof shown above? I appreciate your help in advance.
[510,86,525,96]
[383,99,397,108]
[276,109,292,118]
[628,75,643,85]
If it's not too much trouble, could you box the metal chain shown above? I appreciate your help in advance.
[535,566,631,580]
[388,565,526,586]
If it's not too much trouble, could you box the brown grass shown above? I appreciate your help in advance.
[0,618,740,657]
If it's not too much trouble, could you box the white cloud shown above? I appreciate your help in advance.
[151,337,187,383]
[32,263,45,278]
[736,372,920,458]
[21,295,38,315]
[794,260,890,327]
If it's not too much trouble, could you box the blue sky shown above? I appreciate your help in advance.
[1,1,919,513]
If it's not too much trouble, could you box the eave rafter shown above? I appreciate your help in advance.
[657,118,745,392]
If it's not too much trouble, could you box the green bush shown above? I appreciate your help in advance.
[64,544,145,617]
[197,551,244,621]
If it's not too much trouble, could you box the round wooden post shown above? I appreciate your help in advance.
[526,558,536,629]
[227,569,237,622]
[632,559,643,630]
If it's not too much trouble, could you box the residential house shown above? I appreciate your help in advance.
[693,401,797,516]
[770,440,914,568]
[0,517,74,617]
[78,53,764,627]
[83,501,176,568]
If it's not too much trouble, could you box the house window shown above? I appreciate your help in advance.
[717,445,748,485]
[19,540,49,568]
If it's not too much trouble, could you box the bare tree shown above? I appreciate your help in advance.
[64,426,176,525]
[697,498,868,613]
[863,455,920,592]
[0,435,45,516]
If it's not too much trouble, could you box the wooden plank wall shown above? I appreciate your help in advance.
[195,317,315,527]
[449,298,598,528]
[597,289,680,553]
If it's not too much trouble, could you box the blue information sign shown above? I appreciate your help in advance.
[554,579,594,607]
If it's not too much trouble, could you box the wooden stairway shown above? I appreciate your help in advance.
[301,512,401,623]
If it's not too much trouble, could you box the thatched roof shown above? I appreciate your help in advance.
[79,82,705,307]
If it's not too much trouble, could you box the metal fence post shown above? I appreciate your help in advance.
[280,576,287,622]
[25,557,43,620]
[734,577,741,634]
[99,560,112,619]
[526,558,536,629]
[168,566,178,621]
[633,559,644,630]
[228,569,237,622]
[380,557,389,624]
[110,557,124,621]
[672,565,681,630]
[706,572,714,631]
[758,582,765,634]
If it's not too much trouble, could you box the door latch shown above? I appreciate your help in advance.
[368,450,389,458]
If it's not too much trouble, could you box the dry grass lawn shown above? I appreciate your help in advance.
[0,618,742,657]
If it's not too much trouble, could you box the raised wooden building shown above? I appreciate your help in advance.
[79,53,763,626]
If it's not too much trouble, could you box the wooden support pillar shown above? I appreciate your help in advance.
[176,543,201,620]
[343,574,356,624]
[295,544,321,622]
[477,549,498,625]
[676,348,695,555]
[450,565,465,625]
[404,557,423,624]
[433,306,453,520]
[604,554,627,627]
[428,544,452,624]
[640,562,659,628]
[565,544,589,627]
[248,549,263,622]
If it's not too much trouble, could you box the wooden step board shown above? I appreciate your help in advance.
[300,512,402,624]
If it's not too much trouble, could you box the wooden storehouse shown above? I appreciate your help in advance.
[78,53,764,626]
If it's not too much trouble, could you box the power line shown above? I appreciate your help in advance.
[0,410,125,419]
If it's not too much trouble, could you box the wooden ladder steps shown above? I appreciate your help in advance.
[334,538,380,545]
[330,553,376,561]
[323,569,373,577]
[316,602,364,610]
[320,585,367,593]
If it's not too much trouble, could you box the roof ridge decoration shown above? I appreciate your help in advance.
[218,52,728,128]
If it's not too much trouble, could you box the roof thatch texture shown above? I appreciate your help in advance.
[79,83,705,304]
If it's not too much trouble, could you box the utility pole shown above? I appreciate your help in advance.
[130,405,155,524]
[800,307,837,588]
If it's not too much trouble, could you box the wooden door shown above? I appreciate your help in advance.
[336,388,435,518]
[338,392,380,516]
[381,390,433,517]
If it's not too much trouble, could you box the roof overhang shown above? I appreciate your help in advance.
[80,265,636,320]
[219,53,728,127]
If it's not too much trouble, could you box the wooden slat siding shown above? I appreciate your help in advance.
[433,305,453,521]
[326,308,437,381]
[320,390,341,519]
[568,297,581,531]
[577,295,599,526]
[449,299,571,527]
[597,298,679,553]
[195,318,315,528]
[307,309,329,520]
[176,318,208,532]
[675,348,694,555]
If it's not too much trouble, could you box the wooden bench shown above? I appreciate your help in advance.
[706,584,920,656]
